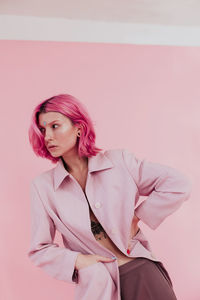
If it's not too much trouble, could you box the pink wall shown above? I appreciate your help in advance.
[0,40,199,299]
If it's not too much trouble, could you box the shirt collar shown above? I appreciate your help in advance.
[53,151,114,191]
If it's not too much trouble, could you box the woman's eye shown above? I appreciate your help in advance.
[39,124,59,133]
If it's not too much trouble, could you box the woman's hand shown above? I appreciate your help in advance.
[75,253,116,271]
[132,214,140,232]
[134,215,140,232]
[127,214,141,250]
[134,215,140,223]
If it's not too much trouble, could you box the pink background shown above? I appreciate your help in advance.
[0,40,199,299]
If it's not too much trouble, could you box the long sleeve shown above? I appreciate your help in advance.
[122,149,192,230]
[27,181,81,284]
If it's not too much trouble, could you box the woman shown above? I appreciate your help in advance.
[28,93,191,300]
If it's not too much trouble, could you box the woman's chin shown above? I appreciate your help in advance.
[50,151,61,157]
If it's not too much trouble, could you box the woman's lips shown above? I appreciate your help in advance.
[49,146,58,150]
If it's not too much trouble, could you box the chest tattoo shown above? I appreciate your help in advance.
[91,220,108,240]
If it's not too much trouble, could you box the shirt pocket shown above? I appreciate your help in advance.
[77,261,100,285]
[74,261,114,300]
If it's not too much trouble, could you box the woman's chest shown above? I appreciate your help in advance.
[71,172,137,266]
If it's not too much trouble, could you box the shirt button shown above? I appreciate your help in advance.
[95,202,101,208]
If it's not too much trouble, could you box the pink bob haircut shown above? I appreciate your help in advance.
[28,93,103,164]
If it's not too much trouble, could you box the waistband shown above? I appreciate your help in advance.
[118,257,151,276]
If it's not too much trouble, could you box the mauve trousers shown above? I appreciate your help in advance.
[118,257,177,300]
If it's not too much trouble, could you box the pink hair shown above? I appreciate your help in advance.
[28,93,103,164]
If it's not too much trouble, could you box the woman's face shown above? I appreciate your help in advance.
[38,111,80,157]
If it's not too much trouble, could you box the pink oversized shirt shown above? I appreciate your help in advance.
[27,148,192,300]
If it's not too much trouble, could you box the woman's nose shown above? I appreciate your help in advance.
[44,131,54,142]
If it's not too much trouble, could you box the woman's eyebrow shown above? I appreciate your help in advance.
[39,120,60,127]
